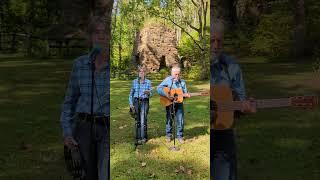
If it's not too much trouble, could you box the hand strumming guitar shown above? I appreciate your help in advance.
[144,90,151,96]
[183,93,191,98]
[241,97,256,113]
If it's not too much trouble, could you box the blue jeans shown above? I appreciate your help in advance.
[165,103,184,138]
[212,152,236,180]
[74,118,109,180]
[133,98,149,140]
[211,130,237,180]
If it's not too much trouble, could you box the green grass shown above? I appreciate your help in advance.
[0,56,73,180]
[0,55,319,179]
[110,80,210,179]
[237,56,320,180]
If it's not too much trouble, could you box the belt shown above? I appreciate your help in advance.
[78,113,109,127]
[134,97,149,101]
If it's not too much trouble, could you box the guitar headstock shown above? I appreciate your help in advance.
[290,96,318,109]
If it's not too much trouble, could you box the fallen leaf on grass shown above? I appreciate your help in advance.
[135,149,140,155]
[149,173,155,178]
[179,166,185,172]
[187,169,192,175]
[119,124,128,129]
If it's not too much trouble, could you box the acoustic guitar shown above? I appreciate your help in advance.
[160,87,209,106]
[211,85,318,130]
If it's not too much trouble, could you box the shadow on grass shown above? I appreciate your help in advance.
[0,57,75,179]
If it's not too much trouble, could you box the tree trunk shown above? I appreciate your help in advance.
[293,0,305,58]
[118,13,122,69]
[216,0,236,28]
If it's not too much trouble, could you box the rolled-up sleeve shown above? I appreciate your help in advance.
[157,77,170,97]
[147,80,153,97]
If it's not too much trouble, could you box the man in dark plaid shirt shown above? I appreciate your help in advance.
[129,66,153,144]
[60,16,110,180]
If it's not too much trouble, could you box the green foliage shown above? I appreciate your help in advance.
[249,13,293,57]
[312,47,320,73]
[178,31,200,63]
[158,68,169,79]
[185,64,202,80]
[178,31,210,80]
[9,0,27,17]
[306,0,320,50]
[29,39,49,58]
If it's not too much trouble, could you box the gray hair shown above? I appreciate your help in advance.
[171,65,181,73]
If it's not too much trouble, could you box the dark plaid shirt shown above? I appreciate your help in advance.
[60,54,110,137]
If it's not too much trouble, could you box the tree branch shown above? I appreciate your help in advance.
[149,11,204,51]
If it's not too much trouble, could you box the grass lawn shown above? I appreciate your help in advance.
[0,56,74,179]
[110,79,210,179]
[237,57,320,180]
[0,55,319,180]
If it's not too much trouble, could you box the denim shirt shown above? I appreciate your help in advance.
[211,54,246,101]
[60,54,110,137]
[128,78,153,105]
[157,76,188,97]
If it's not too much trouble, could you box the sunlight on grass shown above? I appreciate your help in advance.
[111,80,210,179]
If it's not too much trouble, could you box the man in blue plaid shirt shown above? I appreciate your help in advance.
[60,16,110,180]
[129,66,153,144]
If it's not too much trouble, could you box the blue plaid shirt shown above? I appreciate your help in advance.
[129,78,153,105]
[157,76,188,97]
[60,54,110,137]
[211,53,246,100]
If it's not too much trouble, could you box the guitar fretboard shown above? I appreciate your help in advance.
[215,98,291,111]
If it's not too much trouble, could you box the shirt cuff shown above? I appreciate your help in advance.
[62,127,73,138]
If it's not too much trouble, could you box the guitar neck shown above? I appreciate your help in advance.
[216,98,291,111]
[189,92,207,96]
[256,98,291,108]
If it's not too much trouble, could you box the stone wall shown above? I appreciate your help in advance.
[133,23,179,73]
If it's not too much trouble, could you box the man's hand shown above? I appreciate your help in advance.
[183,93,191,98]
[144,90,150,95]
[166,94,174,101]
[241,97,256,113]
[63,136,78,148]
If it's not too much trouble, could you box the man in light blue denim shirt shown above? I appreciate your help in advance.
[210,18,255,180]
[129,66,153,144]
[157,66,190,144]
[60,16,110,180]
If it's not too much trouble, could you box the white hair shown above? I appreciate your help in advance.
[171,66,181,73]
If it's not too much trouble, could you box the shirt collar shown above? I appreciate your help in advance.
[137,78,146,84]
[86,54,109,70]
[211,53,226,65]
